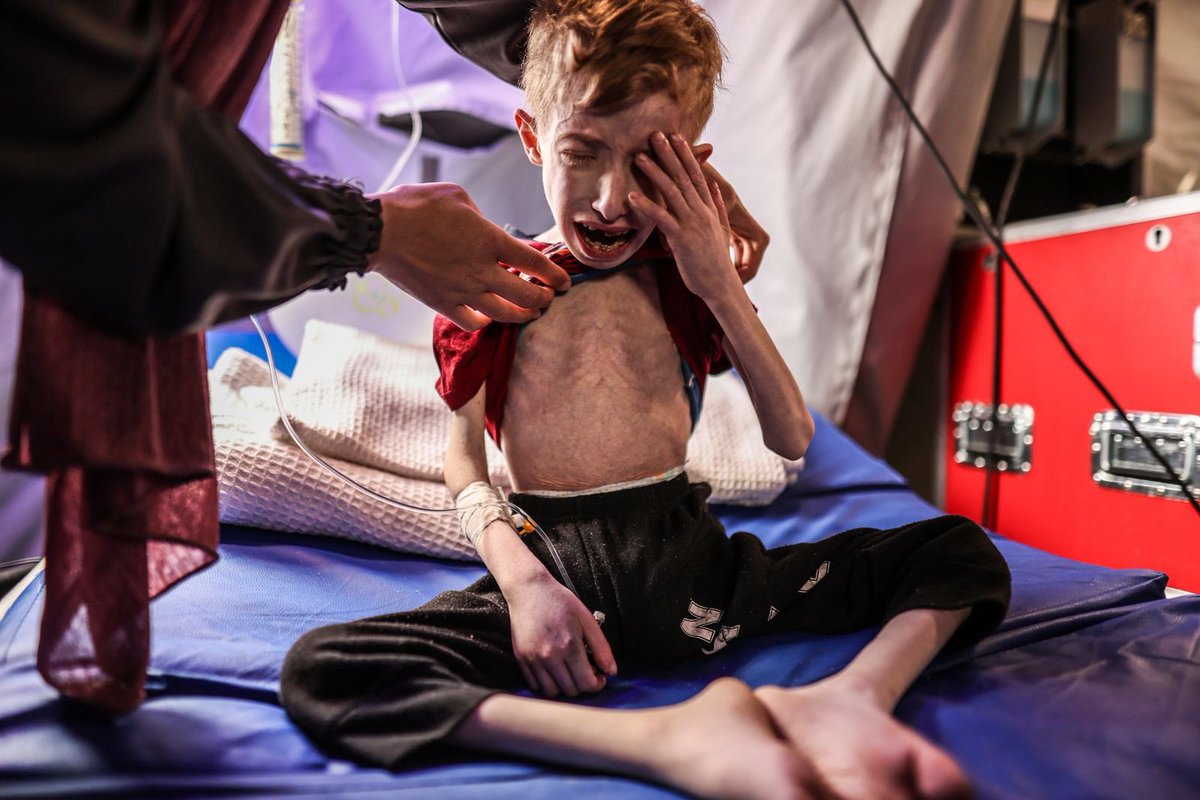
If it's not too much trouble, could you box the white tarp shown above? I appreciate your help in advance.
[701,0,1012,450]
[1145,0,1200,197]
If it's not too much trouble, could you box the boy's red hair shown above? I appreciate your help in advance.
[521,0,723,138]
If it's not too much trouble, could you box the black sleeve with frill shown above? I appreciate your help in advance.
[0,1,380,335]
[398,0,534,85]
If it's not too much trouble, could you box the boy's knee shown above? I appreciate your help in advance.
[927,515,1009,576]
[282,624,333,683]
[915,515,1000,556]
[280,621,440,716]
[925,513,983,538]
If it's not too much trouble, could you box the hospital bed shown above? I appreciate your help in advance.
[0,333,1196,800]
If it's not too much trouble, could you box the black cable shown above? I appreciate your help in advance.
[983,0,1065,530]
[835,0,1200,520]
[980,230,1003,530]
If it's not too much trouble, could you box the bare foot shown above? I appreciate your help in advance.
[646,678,824,800]
[755,680,972,800]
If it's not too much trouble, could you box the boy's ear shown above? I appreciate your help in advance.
[514,109,543,166]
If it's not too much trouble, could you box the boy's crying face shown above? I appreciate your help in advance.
[516,92,690,269]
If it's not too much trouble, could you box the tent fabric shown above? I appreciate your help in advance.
[1145,0,1200,197]
[700,0,1013,450]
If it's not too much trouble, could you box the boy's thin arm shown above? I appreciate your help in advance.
[444,385,491,498]
[681,161,813,458]
[444,386,617,696]
[631,133,812,460]
[444,385,548,589]
[716,303,814,462]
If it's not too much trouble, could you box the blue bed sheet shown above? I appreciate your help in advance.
[1,411,1195,800]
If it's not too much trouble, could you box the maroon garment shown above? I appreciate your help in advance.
[433,239,732,446]
[163,0,292,116]
[1,0,290,714]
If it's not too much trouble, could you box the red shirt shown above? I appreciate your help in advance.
[433,239,732,445]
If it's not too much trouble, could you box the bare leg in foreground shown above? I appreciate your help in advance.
[452,677,819,800]
[451,608,975,800]
[756,608,974,800]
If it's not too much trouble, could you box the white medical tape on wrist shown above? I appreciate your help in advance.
[455,481,515,548]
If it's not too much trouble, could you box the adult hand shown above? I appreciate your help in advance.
[704,160,769,284]
[505,570,617,698]
[689,145,771,284]
[367,183,571,331]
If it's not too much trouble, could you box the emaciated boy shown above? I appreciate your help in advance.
[282,3,1010,798]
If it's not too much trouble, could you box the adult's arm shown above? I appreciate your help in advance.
[0,1,383,335]
[397,0,534,85]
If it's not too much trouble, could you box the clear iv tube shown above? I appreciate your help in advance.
[375,2,423,194]
[247,315,580,597]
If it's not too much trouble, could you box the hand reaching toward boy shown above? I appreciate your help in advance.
[690,146,770,284]
[368,182,571,332]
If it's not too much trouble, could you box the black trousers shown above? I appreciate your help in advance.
[280,475,1010,769]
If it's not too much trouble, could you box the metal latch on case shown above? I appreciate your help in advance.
[952,402,1034,473]
[1090,411,1200,500]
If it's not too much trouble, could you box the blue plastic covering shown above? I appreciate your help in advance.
[1,406,1196,799]
[206,326,297,377]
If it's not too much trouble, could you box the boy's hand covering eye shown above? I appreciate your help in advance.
[367,182,572,332]
[629,132,742,302]
[505,571,617,698]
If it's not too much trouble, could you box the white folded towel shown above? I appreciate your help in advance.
[209,320,802,558]
[210,347,474,560]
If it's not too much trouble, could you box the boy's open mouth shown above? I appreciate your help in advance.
[575,222,637,257]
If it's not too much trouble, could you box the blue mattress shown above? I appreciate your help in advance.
[1,410,1197,800]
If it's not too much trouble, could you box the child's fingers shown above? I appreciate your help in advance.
[517,661,539,694]
[649,132,704,209]
[566,643,606,693]
[582,617,618,676]
[628,191,676,236]
[670,134,710,201]
[700,158,732,201]
[531,663,560,697]
[633,152,687,216]
[711,180,731,232]
[546,660,581,697]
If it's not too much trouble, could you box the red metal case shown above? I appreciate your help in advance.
[946,193,1200,590]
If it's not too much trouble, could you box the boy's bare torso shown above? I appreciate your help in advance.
[502,264,692,492]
